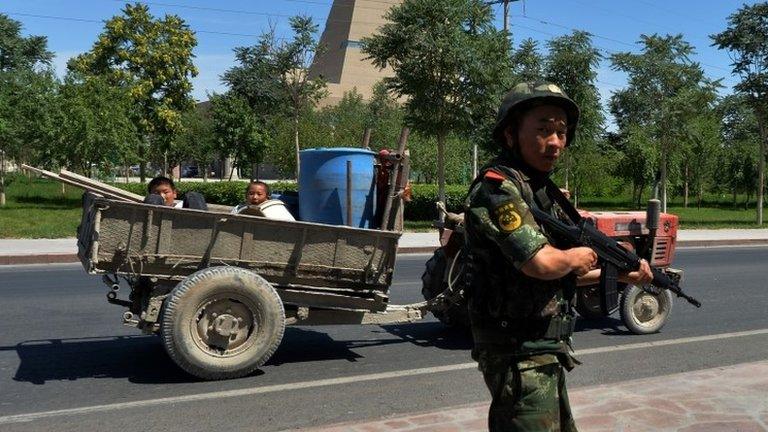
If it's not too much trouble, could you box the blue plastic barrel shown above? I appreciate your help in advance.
[298,148,376,228]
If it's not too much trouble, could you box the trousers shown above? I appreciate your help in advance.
[477,351,578,432]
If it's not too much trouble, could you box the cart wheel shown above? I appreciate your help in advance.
[161,266,285,380]
[619,284,673,335]
[574,283,622,319]
[574,284,605,319]
[421,248,469,328]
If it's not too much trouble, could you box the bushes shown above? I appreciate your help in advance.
[406,184,468,221]
[114,180,470,220]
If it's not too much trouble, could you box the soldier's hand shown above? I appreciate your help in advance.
[622,258,654,285]
[566,247,597,276]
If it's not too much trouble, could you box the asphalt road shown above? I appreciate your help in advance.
[1,246,767,431]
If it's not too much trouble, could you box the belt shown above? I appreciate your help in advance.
[472,314,576,344]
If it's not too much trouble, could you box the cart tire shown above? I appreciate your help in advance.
[574,283,621,319]
[161,266,285,380]
[421,248,469,328]
[619,284,673,335]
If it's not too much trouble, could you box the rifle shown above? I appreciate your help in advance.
[528,206,702,309]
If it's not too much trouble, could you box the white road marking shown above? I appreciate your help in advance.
[2,327,768,425]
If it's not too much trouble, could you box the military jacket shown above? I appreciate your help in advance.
[464,154,575,346]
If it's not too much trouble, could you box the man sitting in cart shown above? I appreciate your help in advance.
[144,176,207,210]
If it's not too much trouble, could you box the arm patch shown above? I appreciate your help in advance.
[494,202,523,232]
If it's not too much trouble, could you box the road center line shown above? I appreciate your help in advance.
[2,327,768,425]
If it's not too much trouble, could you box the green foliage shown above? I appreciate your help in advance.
[224,15,326,179]
[0,13,53,72]
[362,0,511,203]
[174,107,217,179]
[544,31,607,204]
[715,94,760,201]
[69,3,198,179]
[712,3,768,105]
[511,38,544,83]
[609,34,719,210]
[210,93,268,178]
[53,75,138,174]
[405,183,469,221]
[712,2,768,224]
[0,69,59,167]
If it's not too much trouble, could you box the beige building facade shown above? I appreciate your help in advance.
[310,0,404,105]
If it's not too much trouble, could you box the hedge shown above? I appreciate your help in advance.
[114,181,470,221]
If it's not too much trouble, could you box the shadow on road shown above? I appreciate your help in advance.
[268,323,473,366]
[1,335,200,385]
[3,323,472,384]
[575,316,634,336]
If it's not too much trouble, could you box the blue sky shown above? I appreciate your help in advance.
[1,0,754,109]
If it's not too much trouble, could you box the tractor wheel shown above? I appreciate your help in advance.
[421,248,469,328]
[574,284,608,319]
[161,266,285,380]
[619,284,674,335]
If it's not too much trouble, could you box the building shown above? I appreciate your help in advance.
[309,0,404,105]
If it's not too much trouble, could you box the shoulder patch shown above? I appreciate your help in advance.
[484,169,506,182]
[493,202,523,232]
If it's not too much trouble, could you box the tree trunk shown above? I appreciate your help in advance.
[294,115,301,181]
[697,184,703,209]
[660,139,668,213]
[757,114,766,226]
[0,150,6,206]
[139,140,147,184]
[436,131,447,221]
[683,164,689,208]
[733,187,737,208]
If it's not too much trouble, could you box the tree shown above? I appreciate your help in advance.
[366,82,405,151]
[712,2,768,225]
[223,16,326,180]
[320,89,368,148]
[679,111,720,207]
[545,31,606,205]
[511,38,544,84]
[363,0,510,205]
[717,94,760,208]
[69,3,198,182]
[0,13,53,205]
[610,34,718,212]
[176,106,217,181]
[0,14,52,72]
[210,93,267,180]
[53,75,138,176]
[610,128,658,208]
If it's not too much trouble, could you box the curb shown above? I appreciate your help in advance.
[0,253,79,266]
[2,239,768,266]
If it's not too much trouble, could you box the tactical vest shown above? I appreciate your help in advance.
[464,161,577,344]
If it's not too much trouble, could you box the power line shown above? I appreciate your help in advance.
[510,14,732,74]
[6,11,268,39]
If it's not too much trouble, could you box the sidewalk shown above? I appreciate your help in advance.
[297,360,768,432]
[2,229,768,265]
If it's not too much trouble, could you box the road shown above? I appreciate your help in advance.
[0,246,767,431]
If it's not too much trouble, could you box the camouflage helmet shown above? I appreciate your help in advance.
[492,81,580,146]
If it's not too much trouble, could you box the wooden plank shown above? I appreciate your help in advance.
[21,165,132,201]
[60,169,143,202]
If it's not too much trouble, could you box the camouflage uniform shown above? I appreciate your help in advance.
[465,82,580,432]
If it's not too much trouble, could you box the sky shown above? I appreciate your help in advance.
[1,0,756,111]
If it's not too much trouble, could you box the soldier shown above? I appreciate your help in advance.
[464,81,653,431]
